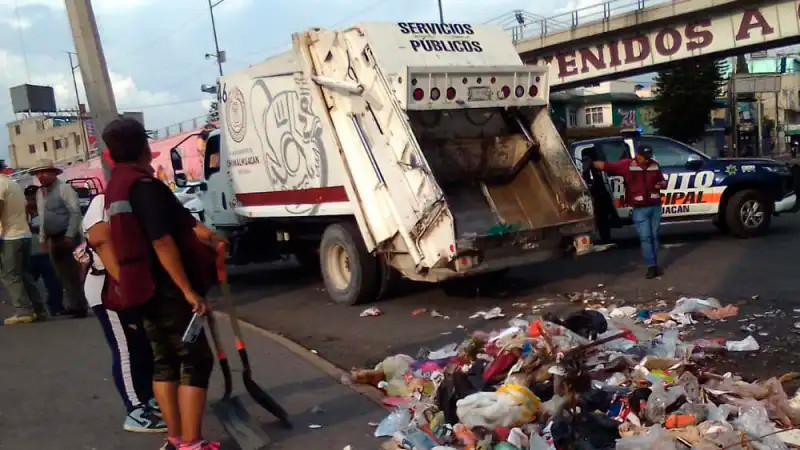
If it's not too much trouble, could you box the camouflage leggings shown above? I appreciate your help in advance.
[140,287,213,388]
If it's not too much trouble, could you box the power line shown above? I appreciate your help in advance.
[118,98,205,110]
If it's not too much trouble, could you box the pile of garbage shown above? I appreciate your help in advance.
[349,297,800,449]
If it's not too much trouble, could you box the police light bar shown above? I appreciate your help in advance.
[400,65,549,111]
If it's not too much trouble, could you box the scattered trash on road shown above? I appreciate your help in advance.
[430,310,450,320]
[348,293,800,450]
[412,308,428,317]
[360,307,382,318]
[469,307,505,320]
[308,424,322,429]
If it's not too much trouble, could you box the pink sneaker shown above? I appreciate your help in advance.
[178,441,220,450]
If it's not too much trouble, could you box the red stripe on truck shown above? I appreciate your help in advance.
[236,186,349,206]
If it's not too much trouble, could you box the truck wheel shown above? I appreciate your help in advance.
[725,190,772,238]
[320,223,378,305]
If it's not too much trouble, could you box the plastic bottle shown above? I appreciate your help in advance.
[405,427,438,450]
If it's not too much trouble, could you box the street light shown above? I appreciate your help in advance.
[66,51,91,162]
[208,0,226,77]
[438,0,443,24]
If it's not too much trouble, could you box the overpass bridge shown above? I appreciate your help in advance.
[494,0,800,90]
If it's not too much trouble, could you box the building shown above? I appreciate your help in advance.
[7,114,90,169]
[6,111,145,170]
[550,80,656,143]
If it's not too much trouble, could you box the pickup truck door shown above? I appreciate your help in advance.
[643,137,720,219]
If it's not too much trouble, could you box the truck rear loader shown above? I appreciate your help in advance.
[170,22,596,305]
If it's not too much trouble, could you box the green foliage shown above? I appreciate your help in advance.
[652,59,725,143]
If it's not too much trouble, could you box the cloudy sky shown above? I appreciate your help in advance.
[0,0,610,160]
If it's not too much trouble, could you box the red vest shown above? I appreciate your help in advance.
[104,164,217,311]
[624,160,663,208]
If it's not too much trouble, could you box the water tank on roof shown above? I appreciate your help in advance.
[9,84,57,114]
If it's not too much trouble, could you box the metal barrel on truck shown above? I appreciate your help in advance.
[171,22,596,306]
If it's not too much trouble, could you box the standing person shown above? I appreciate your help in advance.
[103,119,226,450]
[81,192,167,433]
[589,144,666,278]
[29,159,89,318]
[1,175,46,325]
[25,185,65,316]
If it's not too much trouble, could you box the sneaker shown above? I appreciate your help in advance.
[178,441,220,450]
[33,311,48,322]
[646,266,659,279]
[4,314,36,325]
[124,406,168,433]
[159,439,180,450]
[148,398,162,417]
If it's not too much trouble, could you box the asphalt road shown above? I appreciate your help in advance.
[0,305,383,450]
[225,212,800,376]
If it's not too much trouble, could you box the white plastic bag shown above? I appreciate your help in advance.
[733,406,788,450]
[616,425,679,450]
[726,335,760,352]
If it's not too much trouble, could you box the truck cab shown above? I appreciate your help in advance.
[572,130,798,237]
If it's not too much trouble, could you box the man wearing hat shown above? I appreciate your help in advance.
[588,144,667,279]
[29,159,88,318]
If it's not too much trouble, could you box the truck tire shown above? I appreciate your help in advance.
[320,222,378,305]
[725,189,772,238]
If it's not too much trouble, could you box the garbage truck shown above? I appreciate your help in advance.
[169,22,595,305]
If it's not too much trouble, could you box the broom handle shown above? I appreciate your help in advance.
[216,244,248,360]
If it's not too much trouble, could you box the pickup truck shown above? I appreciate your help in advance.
[572,131,799,238]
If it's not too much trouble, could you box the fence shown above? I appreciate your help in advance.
[487,0,676,43]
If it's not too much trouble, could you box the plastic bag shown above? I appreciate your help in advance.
[726,335,760,352]
[671,297,722,314]
[428,343,459,360]
[616,425,679,450]
[376,355,413,381]
[733,406,788,450]
[529,432,551,450]
[456,383,541,429]
[650,329,679,358]
[375,408,412,437]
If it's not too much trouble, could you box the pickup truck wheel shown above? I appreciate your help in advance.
[320,223,378,305]
[725,190,772,238]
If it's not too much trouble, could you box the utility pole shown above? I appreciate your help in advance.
[208,0,225,77]
[65,0,119,182]
[66,51,91,163]
[438,0,444,24]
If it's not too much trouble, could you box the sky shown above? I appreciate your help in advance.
[0,0,620,160]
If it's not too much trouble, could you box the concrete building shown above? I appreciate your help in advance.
[6,114,89,169]
[6,110,144,170]
[550,80,656,143]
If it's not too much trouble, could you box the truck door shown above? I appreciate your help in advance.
[203,133,240,227]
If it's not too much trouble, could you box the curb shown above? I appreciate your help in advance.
[212,311,386,407]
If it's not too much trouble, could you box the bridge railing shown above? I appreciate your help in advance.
[494,0,676,43]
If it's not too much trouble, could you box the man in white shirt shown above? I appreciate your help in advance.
[1,175,46,325]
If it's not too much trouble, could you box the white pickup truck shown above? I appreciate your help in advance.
[170,22,595,305]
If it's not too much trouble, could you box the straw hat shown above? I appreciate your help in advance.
[28,158,63,175]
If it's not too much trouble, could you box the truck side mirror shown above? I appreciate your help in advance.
[170,148,183,171]
[174,173,188,188]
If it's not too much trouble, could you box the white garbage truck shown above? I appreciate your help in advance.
[169,22,595,305]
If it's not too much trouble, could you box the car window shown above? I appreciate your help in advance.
[598,140,629,163]
[204,135,221,180]
[643,137,693,167]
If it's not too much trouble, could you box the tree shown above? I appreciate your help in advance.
[206,100,220,125]
[652,59,725,143]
